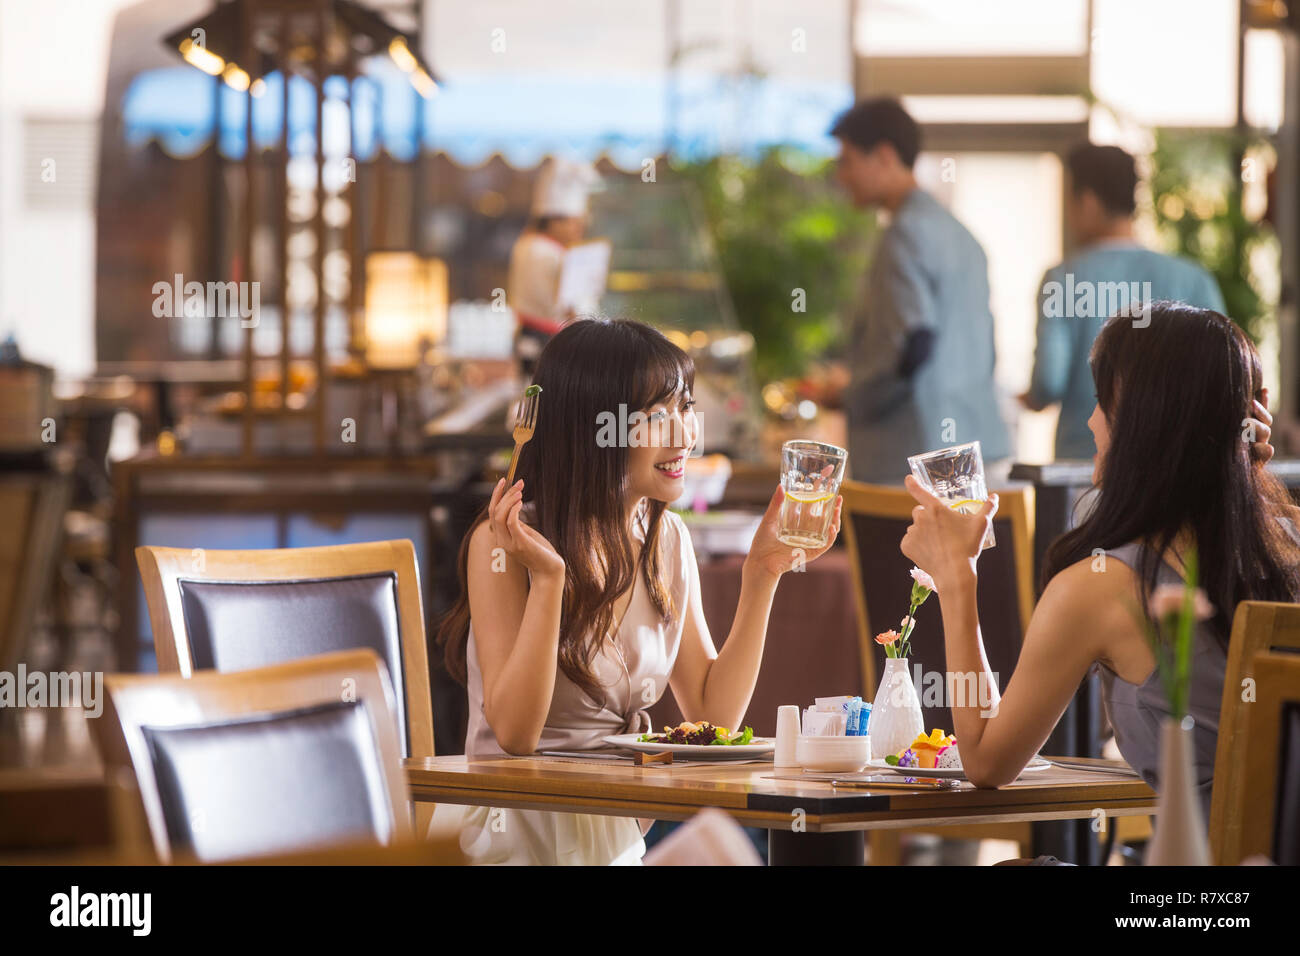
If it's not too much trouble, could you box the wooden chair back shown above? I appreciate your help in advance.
[93,648,412,862]
[135,540,433,762]
[1225,651,1300,865]
[1211,602,1300,864]
[840,481,1035,721]
[0,471,69,671]
[840,481,1036,863]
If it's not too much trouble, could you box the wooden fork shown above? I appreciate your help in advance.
[504,385,541,486]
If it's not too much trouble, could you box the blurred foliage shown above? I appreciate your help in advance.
[670,146,876,382]
[1149,129,1278,344]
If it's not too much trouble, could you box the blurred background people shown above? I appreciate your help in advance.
[507,158,601,377]
[1021,143,1225,459]
[832,97,1011,484]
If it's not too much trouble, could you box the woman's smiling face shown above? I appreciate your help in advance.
[625,389,699,504]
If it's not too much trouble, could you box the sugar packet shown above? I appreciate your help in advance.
[814,695,856,713]
[845,699,872,736]
[802,707,846,736]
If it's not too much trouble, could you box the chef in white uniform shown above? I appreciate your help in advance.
[507,158,601,375]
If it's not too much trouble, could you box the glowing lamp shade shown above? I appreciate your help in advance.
[363,253,448,368]
[179,37,225,76]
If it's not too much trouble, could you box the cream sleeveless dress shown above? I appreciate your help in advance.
[429,508,694,865]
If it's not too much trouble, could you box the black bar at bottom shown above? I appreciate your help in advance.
[768,828,865,866]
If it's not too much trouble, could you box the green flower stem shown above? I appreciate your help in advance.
[900,601,919,659]
[884,583,932,661]
[1136,548,1199,721]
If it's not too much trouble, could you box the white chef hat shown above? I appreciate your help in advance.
[530,157,601,218]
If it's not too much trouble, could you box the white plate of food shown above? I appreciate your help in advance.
[604,721,774,758]
[866,755,1052,779]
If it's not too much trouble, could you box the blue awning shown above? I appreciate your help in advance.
[121,61,852,167]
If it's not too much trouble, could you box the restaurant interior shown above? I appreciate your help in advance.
[0,0,1298,882]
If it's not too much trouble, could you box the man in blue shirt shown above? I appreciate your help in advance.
[1022,143,1225,459]
[832,98,1011,484]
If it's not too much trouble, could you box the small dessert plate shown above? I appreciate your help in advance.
[865,755,1052,779]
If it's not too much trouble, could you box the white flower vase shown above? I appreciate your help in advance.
[1144,717,1210,866]
[869,657,925,760]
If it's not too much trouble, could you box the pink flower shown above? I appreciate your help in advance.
[900,615,913,630]
[1148,584,1215,622]
[909,567,937,592]
[875,629,900,646]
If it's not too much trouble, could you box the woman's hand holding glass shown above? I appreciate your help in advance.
[747,482,842,579]
[900,474,999,592]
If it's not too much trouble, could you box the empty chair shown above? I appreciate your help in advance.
[93,648,412,863]
[135,540,435,828]
[1219,651,1300,865]
[1210,602,1300,864]
[840,481,1035,736]
[0,470,70,673]
[840,480,1036,863]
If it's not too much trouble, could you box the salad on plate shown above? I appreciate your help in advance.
[637,721,754,747]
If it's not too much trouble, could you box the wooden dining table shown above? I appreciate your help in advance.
[405,754,1157,865]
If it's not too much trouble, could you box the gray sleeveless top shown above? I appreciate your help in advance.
[1093,541,1227,823]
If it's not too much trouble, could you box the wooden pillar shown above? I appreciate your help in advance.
[241,0,256,460]
[208,65,224,361]
[313,2,328,456]
[279,8,291,414]
[347,53,364,360]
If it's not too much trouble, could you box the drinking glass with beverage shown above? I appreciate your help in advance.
[907,441,996,549]
[778,440,847,549]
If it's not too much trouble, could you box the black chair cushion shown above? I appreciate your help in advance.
[1275,701,1300,866]
[142,699,394,862]
[177,573,410,754]
[849,512,1023,733]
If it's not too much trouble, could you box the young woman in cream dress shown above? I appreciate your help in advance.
[432,318,842,864]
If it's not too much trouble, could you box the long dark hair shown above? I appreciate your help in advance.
[437,318,695,696]
[1043,301,1300,645]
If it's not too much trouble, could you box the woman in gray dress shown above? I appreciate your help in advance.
[897,302,1299,827]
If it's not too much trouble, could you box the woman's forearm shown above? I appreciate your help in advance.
[485,572,565,753]
[699,564,781,729]
[935,570,1001,762]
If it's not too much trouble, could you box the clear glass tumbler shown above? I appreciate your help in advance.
[778,440,847,549]
[907,440,996,549]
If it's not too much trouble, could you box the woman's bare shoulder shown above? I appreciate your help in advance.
[659,506,686,537]
[1041,554,1138,605]
[1035,556,1141,640]
[658,508,695,563]
[468,519,495,557]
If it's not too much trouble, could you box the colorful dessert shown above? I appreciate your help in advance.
[886,729,958,769]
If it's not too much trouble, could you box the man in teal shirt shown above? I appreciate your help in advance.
[832,98,1010,484]
[1022,143,1225,459]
